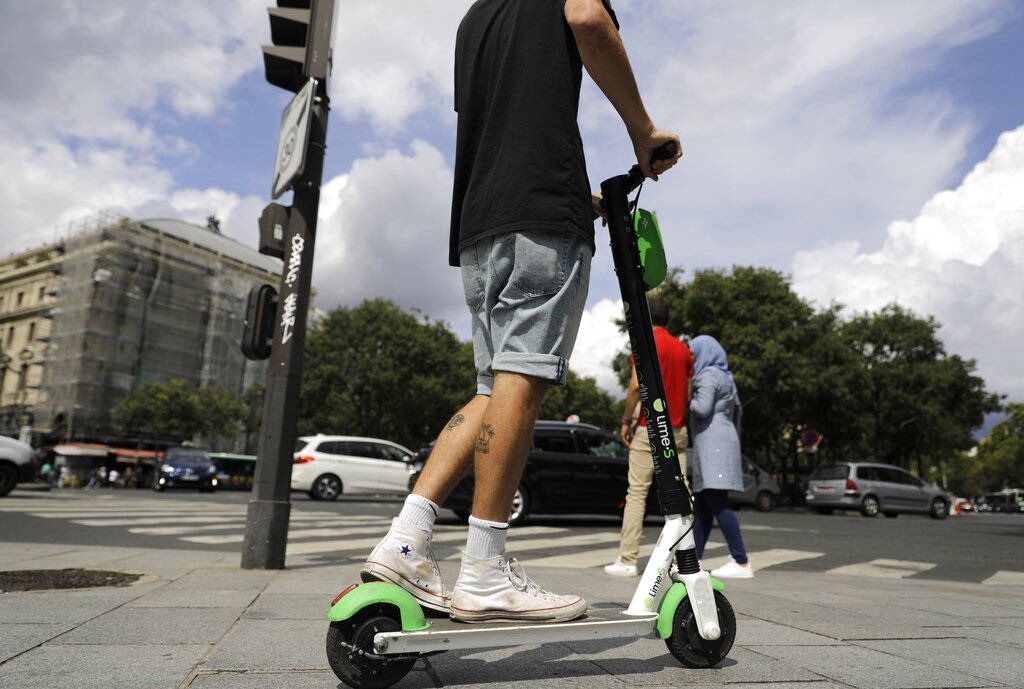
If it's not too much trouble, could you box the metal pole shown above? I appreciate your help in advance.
[241,88,329,570]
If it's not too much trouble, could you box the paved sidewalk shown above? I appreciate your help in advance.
[1,540,1022,689]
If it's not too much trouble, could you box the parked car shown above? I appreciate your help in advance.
[0,435,36,497]
[421,421,628,526]
[412,420,780,526]
[291,434,416,501]
[154,446,218,492]
[731,456,782,512]
[805,462,949,519]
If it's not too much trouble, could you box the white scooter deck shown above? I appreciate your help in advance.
[374,606,659,655]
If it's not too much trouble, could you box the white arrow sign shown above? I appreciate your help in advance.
[271,77,317,200]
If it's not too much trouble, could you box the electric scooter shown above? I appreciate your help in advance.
[324,143,737,689]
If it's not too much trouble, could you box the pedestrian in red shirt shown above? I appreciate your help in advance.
[605,300,693,576]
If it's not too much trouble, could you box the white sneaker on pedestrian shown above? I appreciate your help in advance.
[450,553,587,623]
[360,518,449,613]
[603,558,638,577]
[710,557,754,579]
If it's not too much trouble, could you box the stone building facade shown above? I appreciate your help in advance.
[0,213,280,447]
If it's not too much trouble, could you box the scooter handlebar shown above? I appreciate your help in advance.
[624,140,678,192]
[598,141,678,218]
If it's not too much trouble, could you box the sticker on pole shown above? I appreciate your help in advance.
[633,208,666,290]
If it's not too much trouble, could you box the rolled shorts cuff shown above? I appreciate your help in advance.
[474,353,568,396]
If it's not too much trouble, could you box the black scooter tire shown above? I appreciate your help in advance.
[327,604,417,689]
[665,589,736,668]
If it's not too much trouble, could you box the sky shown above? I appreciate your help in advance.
[2,0,1023,417]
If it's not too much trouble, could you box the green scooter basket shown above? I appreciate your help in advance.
[634,207,666,290]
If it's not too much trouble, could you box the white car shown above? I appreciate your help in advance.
[291,434,416,501]
[0,435,36,497]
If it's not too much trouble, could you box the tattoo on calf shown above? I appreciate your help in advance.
[446,414,465,432]
[476,423,496,454]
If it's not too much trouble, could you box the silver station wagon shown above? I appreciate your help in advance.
[805,462,949,519]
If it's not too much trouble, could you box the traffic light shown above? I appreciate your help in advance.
[262,0,336,92]
[241,284,278,360]
[258,203,289,259]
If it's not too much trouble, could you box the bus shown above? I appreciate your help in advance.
[980,489,1024,513]
[209,453,257,491]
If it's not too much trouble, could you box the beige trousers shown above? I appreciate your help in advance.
[617,424,688,566]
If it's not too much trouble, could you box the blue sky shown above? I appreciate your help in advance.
[2,0,1023,411]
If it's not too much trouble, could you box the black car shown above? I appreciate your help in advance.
[154,446,218,492]
[413,421,638,526]
[413,421,782,525]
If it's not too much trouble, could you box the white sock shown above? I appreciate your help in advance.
[398,493,440,531]
[466,515,509,559]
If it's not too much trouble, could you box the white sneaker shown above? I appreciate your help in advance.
[360,518,449,612]
[710,557,754,579]
[603,558,638,577]
[450,553,587,623]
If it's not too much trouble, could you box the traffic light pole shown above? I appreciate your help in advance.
[242,0,335,570]
[241,93,328,569]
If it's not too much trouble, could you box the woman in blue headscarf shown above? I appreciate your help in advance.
[688,335,752,579]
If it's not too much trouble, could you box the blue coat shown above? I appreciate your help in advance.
[689,367,743,492]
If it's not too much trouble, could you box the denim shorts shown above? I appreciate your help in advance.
[460,230,593,395]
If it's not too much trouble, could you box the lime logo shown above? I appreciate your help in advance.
[653,398,665,413]
[623,302,630,314]
[644,597,654,608]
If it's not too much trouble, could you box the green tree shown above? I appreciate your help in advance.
[113,379,247,449]
[538,369,619,431]
[299,299,477,450]
[114,379,205,441]
[626,268,999,502]
[839,305,1001,476]
[196,386,247,451]
[653,267,853,474]
[974,402,1024,490]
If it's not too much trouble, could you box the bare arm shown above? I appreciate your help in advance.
[565,0,681,179]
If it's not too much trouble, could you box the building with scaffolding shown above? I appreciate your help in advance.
[0,213,281,449]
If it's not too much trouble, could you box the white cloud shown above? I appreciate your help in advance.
[2,0,1022,406]
[571,298,630,396]
[590,0,1004,273]
[792,125,1024,400]
[311,141,465,326]
[0,0,265,249]
[330,1,463,133]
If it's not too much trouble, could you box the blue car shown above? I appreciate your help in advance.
[154,446,218,492]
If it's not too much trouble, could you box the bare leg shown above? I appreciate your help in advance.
[412,394,489,505]
[449,372,588,623]
[471,372,549,522]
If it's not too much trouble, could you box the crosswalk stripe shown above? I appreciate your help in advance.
[701,547,824,573]
[529,543,653,569]
[7,496,1024,586]
[30,510,244,519]
[825,558,935,579]
[73,516,248,527]
[130,523,259,536]
[982,570,1024,586]
[439,530,623,564]
[283,525,570,556]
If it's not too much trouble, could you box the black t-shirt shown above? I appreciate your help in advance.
[449,0,617,266]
